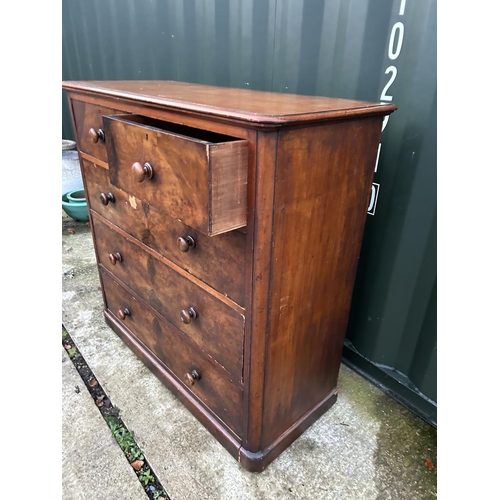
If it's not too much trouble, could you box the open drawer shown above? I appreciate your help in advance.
[103,114,248,236]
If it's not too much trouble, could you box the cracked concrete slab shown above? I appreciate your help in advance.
[62,345,148,500]
[62,216,437,499]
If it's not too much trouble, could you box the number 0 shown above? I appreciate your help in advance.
[388,22,404,60]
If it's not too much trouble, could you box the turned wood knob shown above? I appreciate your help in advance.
[184,370,201,386]
[89,128,105,143]
[117,308,130,320]
[108,252,122,265]
[132,161,154,182]
[177,236,196,253]
[100,192,115,205]
[180,307,198,324]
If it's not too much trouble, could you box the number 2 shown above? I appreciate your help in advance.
[380,66,397,102]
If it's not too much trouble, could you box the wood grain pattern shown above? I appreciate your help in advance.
[261,118,383,446]
[239,387,338,472]
[209,141,248,235]
[101,270,243,436]
[67,90,258,138]
[81,158,246,306]
[103,114,248,235]
[63,80,397,126]
[71,100,124,162]
[104,311,243,457]
[79,151,108,170]
[242,131,278,453]
[92,216,245,381]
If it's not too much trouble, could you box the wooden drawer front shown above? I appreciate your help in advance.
[82,159,246,306]
[103,114,248,236]
[101,271,243,436]
[71,100,123,162]
[92,216,244,380]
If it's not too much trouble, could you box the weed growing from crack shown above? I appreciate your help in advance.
[67,346,79,358]
[139,469,155,486]
[104,416,144,462]
[152,490,168,500]
[62,326,169,500]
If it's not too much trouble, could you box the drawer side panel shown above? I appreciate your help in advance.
[210,141,248,235]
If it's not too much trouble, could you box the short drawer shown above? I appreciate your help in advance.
[71,100,124,162]
[101,271,243,436]
[103,114,248,236]
[92,215,244,380]
[82,159,246,306]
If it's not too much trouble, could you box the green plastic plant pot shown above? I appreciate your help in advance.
[66,189,87,203]
[62,192,89,221]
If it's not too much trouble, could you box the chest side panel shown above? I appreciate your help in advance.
[261,118,383,447]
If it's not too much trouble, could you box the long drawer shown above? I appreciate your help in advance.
[82,158,246,306]
[101,270,243,436]
[92,214,245,380]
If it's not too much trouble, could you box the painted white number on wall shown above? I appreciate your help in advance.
[367,183,380,215]
[374,143,382,173]
[370,1,406,215]
[380,66,397,102]
[381,114,390,133]
[388,22,405,60]
[399,0,407,15]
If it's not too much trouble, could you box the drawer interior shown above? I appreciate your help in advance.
[106,114,243,145]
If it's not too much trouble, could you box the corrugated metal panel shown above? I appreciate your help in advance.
[62,0,277,138]
[62,0,436,424]
[342,0,437,424]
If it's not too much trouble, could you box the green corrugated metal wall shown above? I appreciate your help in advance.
[62,0,437,426]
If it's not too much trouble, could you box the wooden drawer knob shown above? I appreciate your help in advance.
[132,162,154,182]
[108,252,122,265]
[184,370,201,386]
[100,192,115,205]
[89,128,105,143]
[180,307,198,324]
[177,236,196,253]
[117,308,130,320]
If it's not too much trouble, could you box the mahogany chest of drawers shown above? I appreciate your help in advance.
[62,80,396,472]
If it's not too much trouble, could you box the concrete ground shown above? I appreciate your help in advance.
[62,215,437,500]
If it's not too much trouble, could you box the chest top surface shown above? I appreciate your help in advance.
[62,80,396,125]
